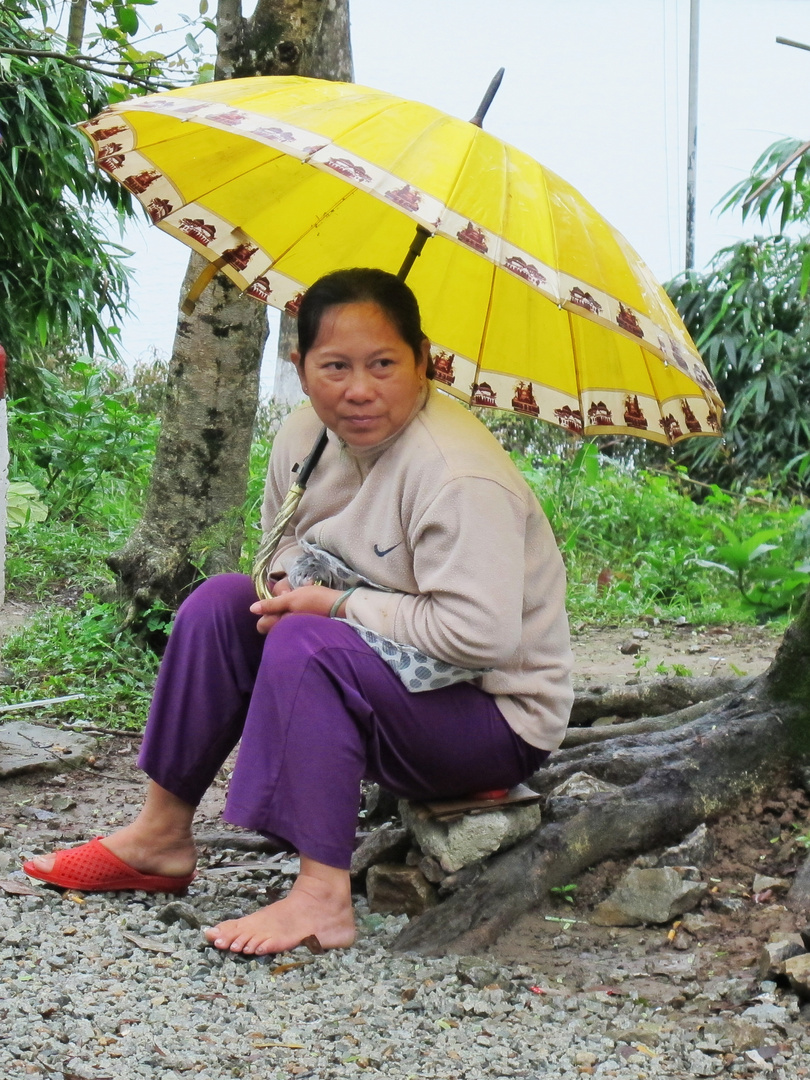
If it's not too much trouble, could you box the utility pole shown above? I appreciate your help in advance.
[685,0,700,270]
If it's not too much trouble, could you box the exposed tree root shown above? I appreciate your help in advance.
[570,674,756,725]
[394,679,802,955]
[561,694,737,747]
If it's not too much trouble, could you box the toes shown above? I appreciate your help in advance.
[30,854,56,872]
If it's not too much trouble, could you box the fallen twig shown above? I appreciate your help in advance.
[0,694,85,715]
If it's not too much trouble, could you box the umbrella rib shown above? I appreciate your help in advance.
[468,137,510,397]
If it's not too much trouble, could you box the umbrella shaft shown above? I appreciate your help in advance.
[397,225,432,282]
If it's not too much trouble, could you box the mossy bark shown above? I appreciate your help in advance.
[394,588,810,955]
[109,0,352,618]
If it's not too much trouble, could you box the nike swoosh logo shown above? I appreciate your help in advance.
[373,543,402,557]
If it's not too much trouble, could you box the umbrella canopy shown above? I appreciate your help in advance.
[80,75,722,445]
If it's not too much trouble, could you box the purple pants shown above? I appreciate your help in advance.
[138,574,548,869]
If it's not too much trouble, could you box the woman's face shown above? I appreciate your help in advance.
[294,301,429,448]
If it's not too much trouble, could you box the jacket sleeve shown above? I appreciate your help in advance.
[345,476,528,669]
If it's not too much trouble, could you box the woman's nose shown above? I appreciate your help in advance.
[344,371,375,401]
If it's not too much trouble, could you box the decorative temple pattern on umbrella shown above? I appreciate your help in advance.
[79,78,723,447]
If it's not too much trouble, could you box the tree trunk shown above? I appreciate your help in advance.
[67,0,87,50]
[109,0,353,617]
[394,588,810,955]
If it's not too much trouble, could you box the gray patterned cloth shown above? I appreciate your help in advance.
[287,542,487,693]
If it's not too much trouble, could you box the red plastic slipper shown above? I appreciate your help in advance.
[22,837,195,894]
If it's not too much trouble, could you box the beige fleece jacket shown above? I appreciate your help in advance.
[261,385,574,750]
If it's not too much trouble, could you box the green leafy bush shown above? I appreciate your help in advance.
[9,360,159,521]
[519,443,809,623]
[5,481,48,528]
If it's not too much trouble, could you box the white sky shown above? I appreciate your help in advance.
[99,0,810,377]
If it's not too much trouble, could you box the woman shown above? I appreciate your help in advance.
[25,268,573,956]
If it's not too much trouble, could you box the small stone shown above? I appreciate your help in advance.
[417,854,446,884]
[365,864,437,917]
[156,902,202,930]
[619,640,641,655]
[657,824,714,869]
[350,825,409,877]
[681,912,719,935]
[752,874,790,894]
[547,772,621,800]
[607,1022,662,1047]
[456,957,503,989]
[758,935,805,980]
[592,867,708,926]
[672,929,692,950]
[49,794,77,812]
[702,1018,767,1052]
[711,896,746,914]
[784,953,810,998]
[574,1051,598,1066]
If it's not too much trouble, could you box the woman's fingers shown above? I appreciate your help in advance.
[250,585,344,632]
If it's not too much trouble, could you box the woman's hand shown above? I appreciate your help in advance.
[250,584,346,635]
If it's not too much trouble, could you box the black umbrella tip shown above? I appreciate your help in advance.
[469,69,505,128]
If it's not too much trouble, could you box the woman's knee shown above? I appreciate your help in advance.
[261,612,356,669]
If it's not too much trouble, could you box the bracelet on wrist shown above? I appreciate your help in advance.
[329,586,359,619]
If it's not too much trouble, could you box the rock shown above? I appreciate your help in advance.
[349,825,410,877]
[619,640,641,655]
[455,957,503,989]
[365,864,437,917]
[671,929,692,950]
[591,867,709,926]
[741,1002,791,1027]
[758,935,806,980]
[783,953,810,999]
[606,1022,663,1047]
[156,901,202,930]
[702,1018,767,1052]
[574,1051,598,1066]
[417,855,446,884]
[752,874,790,894]
[0,721,97,777]
[687,1049,724,1076]
[711,896,746,914]
[362,783,399,825]
[49,794,77,812]
[657,824,714,869]
[801,925,810,951]
[399,800,542,874]
[547,771,621,800]
[680,912,719,935]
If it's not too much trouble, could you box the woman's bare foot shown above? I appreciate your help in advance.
[25,781,197,880]
[205,859,355,956]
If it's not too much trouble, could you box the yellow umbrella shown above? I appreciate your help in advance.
[80,75,722,449]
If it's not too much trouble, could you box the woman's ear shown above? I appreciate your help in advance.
[292,351,308,395]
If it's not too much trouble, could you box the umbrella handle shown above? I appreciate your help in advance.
[251,426,329,599]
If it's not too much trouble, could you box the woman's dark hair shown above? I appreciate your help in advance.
[297,268,434,376]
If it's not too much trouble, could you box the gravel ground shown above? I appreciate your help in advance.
[2,848,810,1080]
